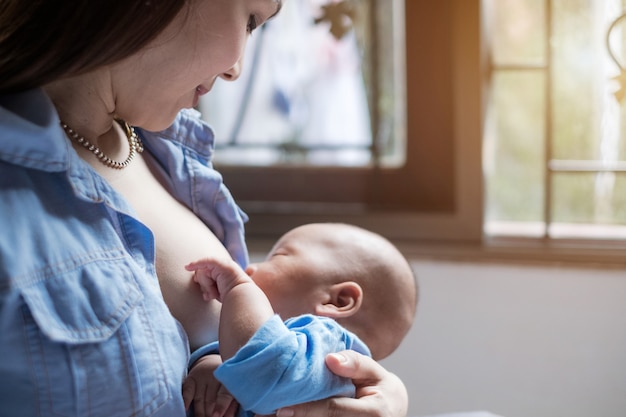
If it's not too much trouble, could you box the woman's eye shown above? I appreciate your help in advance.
[247,15,258,34]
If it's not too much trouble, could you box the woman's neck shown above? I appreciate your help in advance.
[44,71,134,170]
[44,70,116,140]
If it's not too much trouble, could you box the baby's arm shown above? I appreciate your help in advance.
[185,257,274,359]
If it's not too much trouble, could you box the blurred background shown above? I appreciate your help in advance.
[202,1,626,416]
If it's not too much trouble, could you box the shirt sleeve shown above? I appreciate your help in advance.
[137,109,249,268]
[214,314,371,415]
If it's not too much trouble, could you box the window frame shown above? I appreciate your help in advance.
[217,0,626,266]
[217,0,484,243]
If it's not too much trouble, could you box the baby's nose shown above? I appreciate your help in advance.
[244,264,258,276]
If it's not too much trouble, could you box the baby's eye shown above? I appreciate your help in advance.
[247,15,258,34]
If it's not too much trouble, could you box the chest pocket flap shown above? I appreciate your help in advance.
[19,256,144,344]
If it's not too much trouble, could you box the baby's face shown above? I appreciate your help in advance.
[246,225,342,318]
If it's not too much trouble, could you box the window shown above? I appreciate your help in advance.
[200,0,483,242]
[484,0,626,241]
[202,0,404,168]
[199,0,626,262]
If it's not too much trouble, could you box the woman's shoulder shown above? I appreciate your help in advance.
[0,88,70,172]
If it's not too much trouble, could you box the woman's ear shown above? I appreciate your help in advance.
[314,281,363,319]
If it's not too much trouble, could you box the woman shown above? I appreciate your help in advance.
[0,1,408,416]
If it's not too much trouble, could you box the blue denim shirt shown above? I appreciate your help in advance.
[0,89,248,417]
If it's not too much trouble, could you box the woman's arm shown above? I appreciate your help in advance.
[276,350,408,417]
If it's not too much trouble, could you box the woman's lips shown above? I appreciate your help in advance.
[196,85,210,95]
[193,85,210,107]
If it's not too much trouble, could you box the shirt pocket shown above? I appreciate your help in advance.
[19,255,169,417]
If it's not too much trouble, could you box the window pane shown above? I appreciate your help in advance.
[484,71,546,222]
[487,0,546,66]
[213,2,458,215]
[552,0,625,161]
[199,0,405,168]
[485,0,626,240]
[551,172,626,237]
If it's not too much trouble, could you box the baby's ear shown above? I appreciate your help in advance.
[315,282,363,319]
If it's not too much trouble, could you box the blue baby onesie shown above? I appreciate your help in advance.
[190,314,371,417]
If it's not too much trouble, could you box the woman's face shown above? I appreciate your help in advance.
[111,0,281,130]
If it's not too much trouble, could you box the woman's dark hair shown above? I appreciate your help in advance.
[0,0,187,93]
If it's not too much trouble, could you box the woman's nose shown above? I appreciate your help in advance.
[219,58,243,82]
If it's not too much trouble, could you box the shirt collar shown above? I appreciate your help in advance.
[0,89,131,208]
[0,88,70,172]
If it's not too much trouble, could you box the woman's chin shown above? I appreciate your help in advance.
[135,112,181,133]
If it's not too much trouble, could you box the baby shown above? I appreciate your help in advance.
[185,223,418,417]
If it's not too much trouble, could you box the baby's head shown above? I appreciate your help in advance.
[246,223,418,360]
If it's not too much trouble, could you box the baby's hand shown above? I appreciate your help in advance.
[185,257,251,302]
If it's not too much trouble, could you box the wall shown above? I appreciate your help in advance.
[381,259,626,417]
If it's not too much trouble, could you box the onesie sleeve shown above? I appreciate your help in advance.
[188,341,220,369]
[214,314,371,415]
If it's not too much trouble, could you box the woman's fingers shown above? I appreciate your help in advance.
[182,375,196,411]
[276,350,408,417]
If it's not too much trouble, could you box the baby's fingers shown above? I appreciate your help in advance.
[199,278,220,300]
[187,267,220,300]
[185,260,207,271]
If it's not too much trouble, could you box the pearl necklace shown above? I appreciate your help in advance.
[61,119,144,169]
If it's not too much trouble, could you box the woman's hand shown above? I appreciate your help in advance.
[183,354,239,417]
[275,350,408,417]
